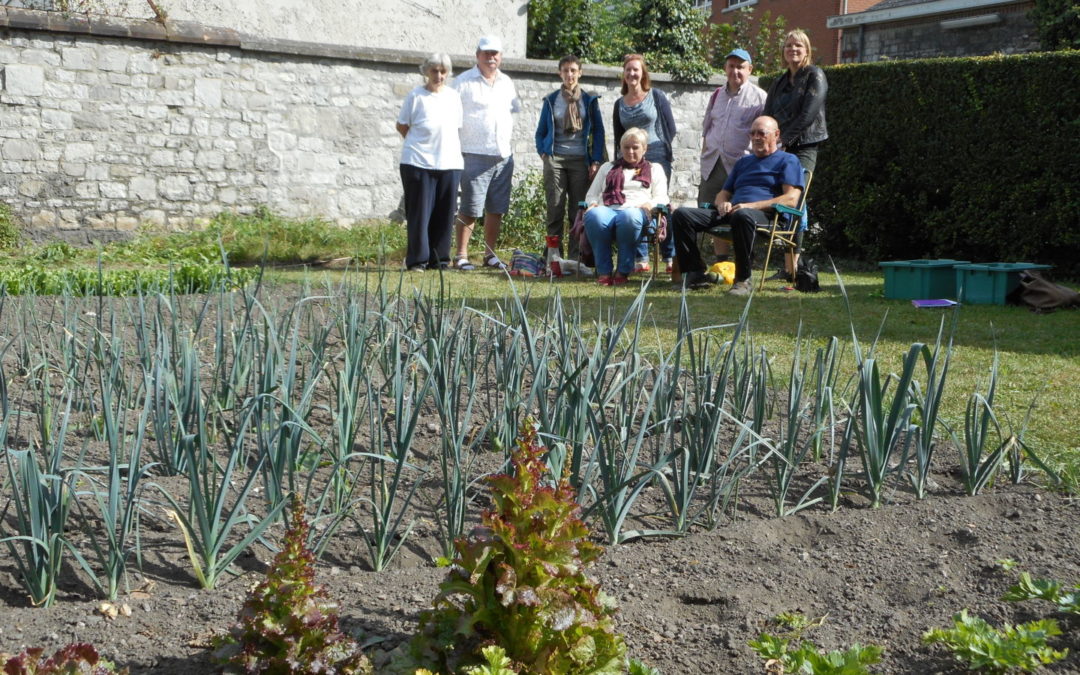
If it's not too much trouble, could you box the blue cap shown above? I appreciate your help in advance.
[725,48,752,64]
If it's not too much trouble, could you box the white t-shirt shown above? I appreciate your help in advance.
[397,85,464,171]
[453,66,521,158]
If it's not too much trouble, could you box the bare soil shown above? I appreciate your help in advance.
[0,291,1077,674]
[3,463,1077,674]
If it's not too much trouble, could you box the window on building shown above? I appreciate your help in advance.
[692,0,713,11]
[726,0,756,8]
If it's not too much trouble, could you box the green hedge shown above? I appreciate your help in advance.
[806,51,1080,276]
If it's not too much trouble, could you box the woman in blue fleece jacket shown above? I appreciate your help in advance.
[535,54,605,258]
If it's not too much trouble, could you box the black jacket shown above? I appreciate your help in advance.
[764,65,828,149]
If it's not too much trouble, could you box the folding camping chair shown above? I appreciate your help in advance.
[704,169,812,290]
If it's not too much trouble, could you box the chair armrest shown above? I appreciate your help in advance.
[774,204,803,217]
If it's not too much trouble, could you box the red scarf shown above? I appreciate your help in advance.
[602,158,652,206]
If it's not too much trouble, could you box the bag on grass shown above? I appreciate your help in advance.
[1010,270,1079,313]
[795,257,820,293]
[569,207,595,267]
[509,250,545,277]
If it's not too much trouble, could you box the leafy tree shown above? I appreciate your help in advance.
[628,0,713,82]
[527,0,599,60]
[1029,0,1080,50]
[705,8,789,74]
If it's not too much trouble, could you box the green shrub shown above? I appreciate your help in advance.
[393,420,627,674]
[0,203,21,251]
[500,169,548,253]
[211,497,373,674]
[810,52,1080,275]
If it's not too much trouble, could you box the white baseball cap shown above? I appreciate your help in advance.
[477,36,503,53]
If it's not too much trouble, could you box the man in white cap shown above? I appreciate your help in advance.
[698,48,766,262]
[451,35,522,271]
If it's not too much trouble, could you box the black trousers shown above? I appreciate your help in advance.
[400,164,461,268]
[671,206,770,282]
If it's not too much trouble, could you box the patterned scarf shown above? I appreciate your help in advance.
[601,158,651,206]
[561,84,582,133]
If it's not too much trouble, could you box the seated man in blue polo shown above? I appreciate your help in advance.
[671,115,804,296]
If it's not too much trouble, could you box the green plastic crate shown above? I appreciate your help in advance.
[954,262,1052,305]
[879,259,969,300]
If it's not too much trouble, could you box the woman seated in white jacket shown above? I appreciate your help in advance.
[583,127,669,286]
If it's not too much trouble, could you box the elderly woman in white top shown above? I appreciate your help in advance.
[583,128,669,286]
[396,53,463,270]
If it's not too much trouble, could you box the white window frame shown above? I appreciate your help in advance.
[723,0,758,12]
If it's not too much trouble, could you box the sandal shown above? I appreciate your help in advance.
[454,256,475,271]
[484,254,507,271]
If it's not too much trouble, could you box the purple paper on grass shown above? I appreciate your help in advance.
[911,299,958,308]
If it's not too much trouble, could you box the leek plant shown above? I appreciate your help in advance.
[0,388,77,607]
[654,294,742,532]
[808,337,841,463]
[356,330,428,571]
[764,332,828,517]
[161,356,285,589]
[850,350,919,507]
[575,289,673,543]
[70,359,157,601]
[910,313,957,499]
[957,353,1006,496]
[418,292,487,558]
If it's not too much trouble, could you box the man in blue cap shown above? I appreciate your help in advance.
[698,48,767,262]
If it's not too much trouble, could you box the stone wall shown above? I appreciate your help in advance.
[8,0,530,57]
[0,7,721,239]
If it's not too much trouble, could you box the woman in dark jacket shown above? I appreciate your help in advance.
[764,29,827,173]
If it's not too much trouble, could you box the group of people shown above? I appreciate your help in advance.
[395,30,828,294]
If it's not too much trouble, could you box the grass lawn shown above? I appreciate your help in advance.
[277,262,1079,489]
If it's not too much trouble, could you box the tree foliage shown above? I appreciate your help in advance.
[628,0,712,82]
[1028,0,1080,50]
[705,8,789,74]
[527,0,600,60]
[526,0,715,82]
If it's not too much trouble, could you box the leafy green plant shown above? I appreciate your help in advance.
[0,203,21,251]
[394,419,628,674]
[500,169,547,252]
[211,496,373,674]
[749,633,883,675]
[2,643,127,674]
[1002,572,1080,615]
[923,609,1067,673]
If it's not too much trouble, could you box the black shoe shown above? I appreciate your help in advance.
[685,270,720,290]
[767,269,792,282]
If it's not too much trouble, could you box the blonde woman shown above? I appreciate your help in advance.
[763,29,828,174]
[613,54,676,272]
[763,29,827,281]
[583,128,669,286]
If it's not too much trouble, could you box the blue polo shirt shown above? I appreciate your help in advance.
[722,150,804,204]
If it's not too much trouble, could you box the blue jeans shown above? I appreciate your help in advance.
[584,205,646,277]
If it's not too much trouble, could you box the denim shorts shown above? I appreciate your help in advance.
[459,153,514,218]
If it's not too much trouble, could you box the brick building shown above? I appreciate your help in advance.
[698,0,881,66]
[827,0,1039,63]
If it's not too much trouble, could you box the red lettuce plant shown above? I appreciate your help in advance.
[2,643,126,674]
[211,496,372,674]
[394,420,627,674]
